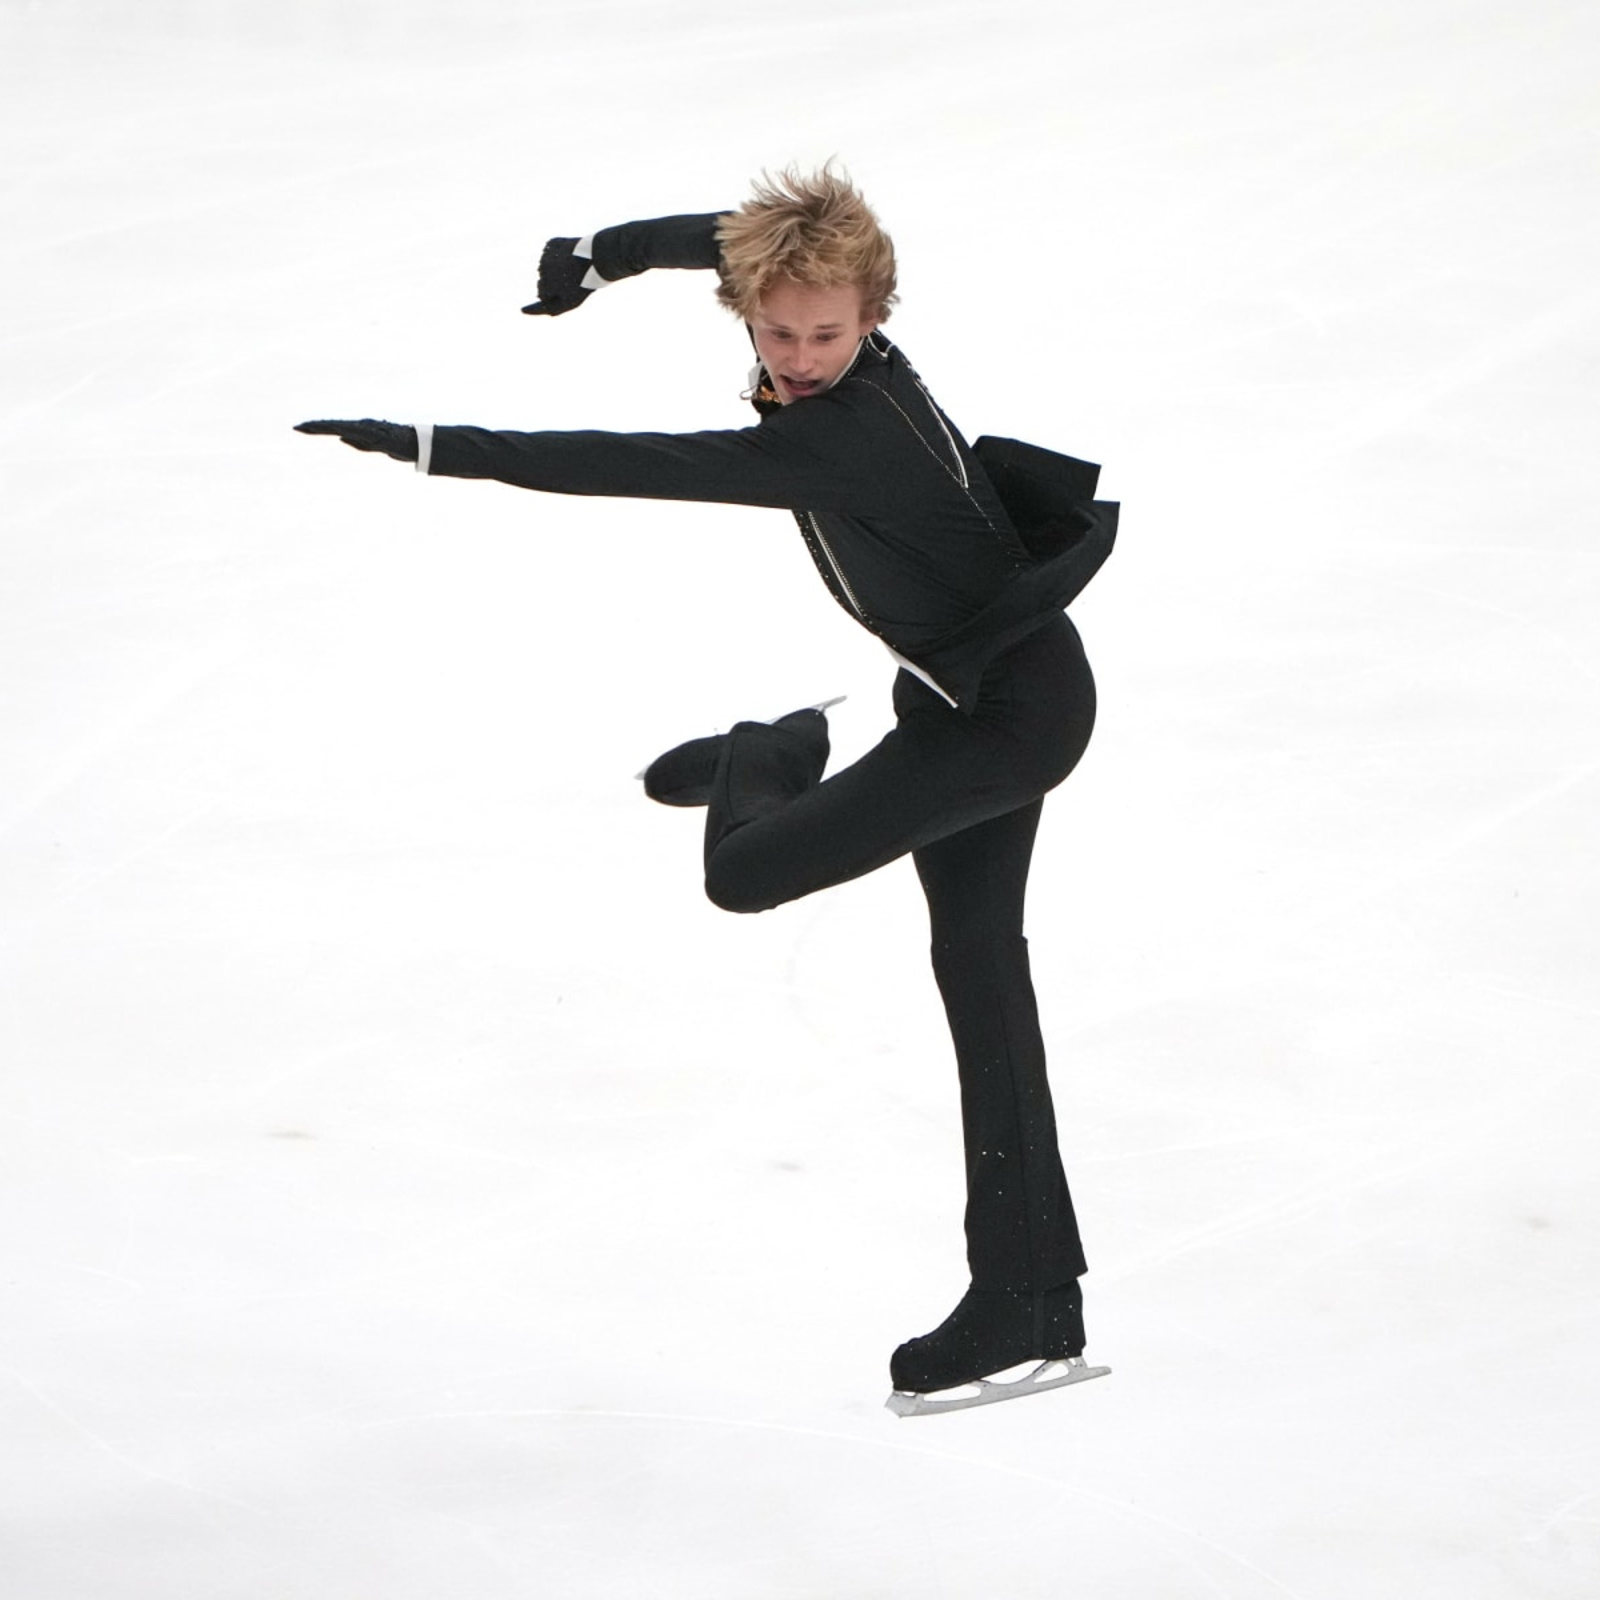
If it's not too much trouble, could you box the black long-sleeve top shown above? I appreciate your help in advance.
[425,214,1117,710]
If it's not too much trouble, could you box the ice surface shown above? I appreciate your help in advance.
[3,2,1597,1596]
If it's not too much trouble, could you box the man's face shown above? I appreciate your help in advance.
[749,278,879,404]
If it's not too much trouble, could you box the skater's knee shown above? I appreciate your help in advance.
[704,856,772,915]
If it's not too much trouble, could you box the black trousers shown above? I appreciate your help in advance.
[700,614,1096,1293]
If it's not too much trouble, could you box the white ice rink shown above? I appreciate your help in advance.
[4,2,1597,1595]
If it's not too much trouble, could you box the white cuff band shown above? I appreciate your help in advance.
[414,422,434,475]
[574,234,612,290]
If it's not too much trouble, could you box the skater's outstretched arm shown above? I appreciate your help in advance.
[521,212,727,316]
[295,379,919,516]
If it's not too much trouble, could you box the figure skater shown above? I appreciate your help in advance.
[297,165,1119,1415]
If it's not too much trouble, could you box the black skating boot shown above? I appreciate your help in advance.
[642,732,726,806]
[642,702,834,807]
[889,1281,1085,1395]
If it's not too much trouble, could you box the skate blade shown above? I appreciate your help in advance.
[885,1356,1110,1418]
[633,696,846,780]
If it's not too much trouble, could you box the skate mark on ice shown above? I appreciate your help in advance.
[0,630,248,843]
[353,1403,1311,1598]
[1253,755,1600,942]
[1523,1486,1600,1545]
[3,1363,263,1514]
[1390,575,1600,691]
[1289,281,1600,467]
[1480,985,1600,1024]
[1104,1131,1485,1277]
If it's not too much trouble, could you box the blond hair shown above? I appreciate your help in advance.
[715,164,898,324]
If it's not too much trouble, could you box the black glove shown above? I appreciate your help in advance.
[294,419,418,461]
[521,236,603,316]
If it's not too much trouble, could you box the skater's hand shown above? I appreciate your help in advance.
[294,419,418,462]
[521,235,605,316]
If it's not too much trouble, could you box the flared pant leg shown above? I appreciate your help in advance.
[913,801,1087,1292]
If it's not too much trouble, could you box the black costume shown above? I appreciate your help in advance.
[433,214,1115,715]
[301,211,1119,1390]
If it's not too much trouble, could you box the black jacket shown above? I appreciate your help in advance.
[428,214,1118,711]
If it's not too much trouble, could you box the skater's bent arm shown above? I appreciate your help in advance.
[523,213,727,316]
[587,212,728,282]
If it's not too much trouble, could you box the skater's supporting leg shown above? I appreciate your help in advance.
[670,618,1100,1399]
[913,800,1087,1293]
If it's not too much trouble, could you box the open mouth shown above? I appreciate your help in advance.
[782,376,821,398]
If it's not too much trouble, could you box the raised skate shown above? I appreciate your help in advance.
[636,696,844,802]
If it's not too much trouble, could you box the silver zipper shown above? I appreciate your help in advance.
[803,511,870,622]
[877,377,970,492]
[912,375,968,489]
